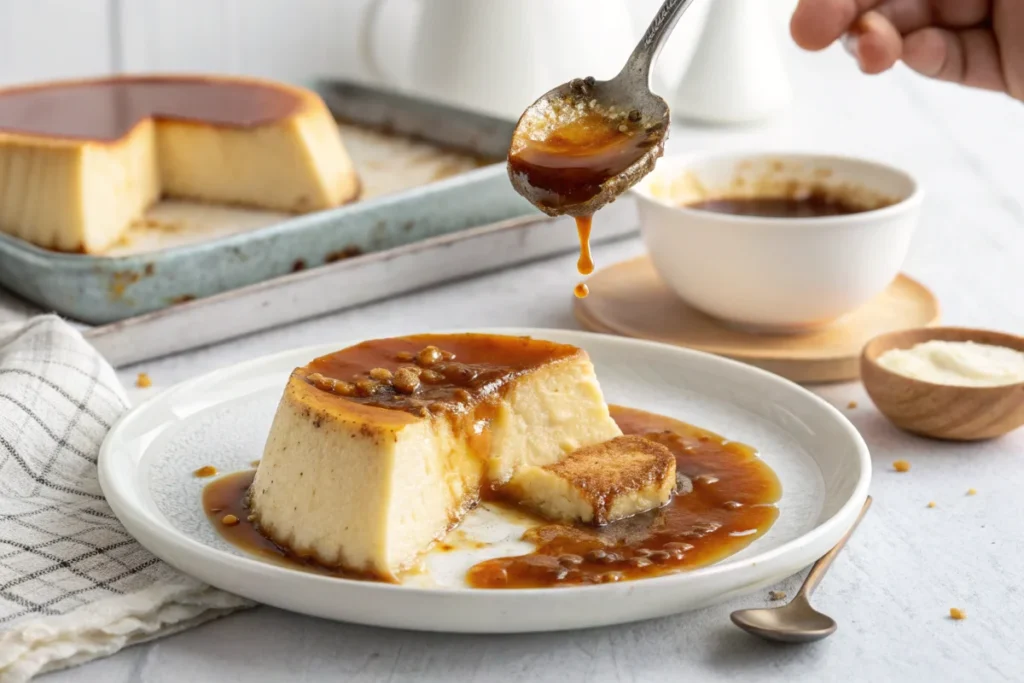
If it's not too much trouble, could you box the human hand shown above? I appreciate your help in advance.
[790,0,1024,100]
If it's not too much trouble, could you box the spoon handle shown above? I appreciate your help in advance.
[797,496,873,599]
[621,0,699,87]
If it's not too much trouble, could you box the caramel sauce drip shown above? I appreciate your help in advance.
[573,214,595,299]
[575,215,594,275]
[203,405,780,588]
[0,77,302,141]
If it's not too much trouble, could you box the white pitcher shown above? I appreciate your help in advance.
[359,0,636,119]
[669,0,792,124]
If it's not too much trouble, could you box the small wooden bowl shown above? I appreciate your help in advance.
[861,327,1024,441]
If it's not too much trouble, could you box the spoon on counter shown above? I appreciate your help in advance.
[730,496,873,643]
[507,0,698,217]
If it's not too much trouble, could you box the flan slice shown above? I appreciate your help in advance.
[250,334,622,580]
[504,436,676,525]
[0,75,360,253]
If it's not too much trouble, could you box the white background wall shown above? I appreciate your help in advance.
[0,0,797,90]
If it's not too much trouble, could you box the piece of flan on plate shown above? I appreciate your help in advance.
[0,75,360,253]
[250,333,623,580]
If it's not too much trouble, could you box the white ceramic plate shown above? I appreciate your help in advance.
[99,329,870,633]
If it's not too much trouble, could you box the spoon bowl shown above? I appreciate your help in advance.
[508,80,669,217]
[731,597,838,644]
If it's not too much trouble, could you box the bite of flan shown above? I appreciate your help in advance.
[0,75,360,252]
[249,334,623,580]
[504,435,677,526]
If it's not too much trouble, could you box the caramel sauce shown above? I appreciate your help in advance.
[573,214,594,298]
[466,406,781,588]
[203,469,359,578]
[575,215,594,275]
[508,110,656,212]
[302,334,580,418]
[203,405,780,588]
[0,76,302,142]
[193,465,217,478]
[686,194,868,218]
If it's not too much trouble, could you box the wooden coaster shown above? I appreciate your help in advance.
[574,256,940,384]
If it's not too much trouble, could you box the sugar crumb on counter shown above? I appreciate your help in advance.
[136,372,152,388]
[768,590,787,601]
[847,400,858,409]
[927,501,936,508]
[967,488,977,496]
[949,607,966,620]
[893,460,911,473]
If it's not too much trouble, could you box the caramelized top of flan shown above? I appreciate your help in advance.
[0,75,304,142]
[298,333,584,418]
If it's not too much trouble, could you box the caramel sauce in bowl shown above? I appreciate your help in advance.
[634,152,922,333]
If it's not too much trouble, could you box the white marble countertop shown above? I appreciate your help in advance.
[44,41,1024,683]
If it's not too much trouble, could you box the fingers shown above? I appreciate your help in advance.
[902,28,1009,93]
[845,11,904,74]
[873,0,988,30]
[930,0,991,27]
[994,0,1024,100]
[791,0,883,51]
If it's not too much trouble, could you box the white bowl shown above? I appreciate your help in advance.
[633,152,923,334]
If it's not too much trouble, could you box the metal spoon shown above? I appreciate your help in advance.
[731,496,873,643]
[508,0,698,217]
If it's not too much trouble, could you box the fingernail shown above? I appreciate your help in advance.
[842,33,859,59]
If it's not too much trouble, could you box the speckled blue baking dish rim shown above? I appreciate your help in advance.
[0,164,536,325]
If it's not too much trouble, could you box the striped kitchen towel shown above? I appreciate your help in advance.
[0,316,249,682]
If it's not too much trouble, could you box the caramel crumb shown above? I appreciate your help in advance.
[221,514,240,526]
[355,379,379,396]
[393,367,421,395]
[967,488,977,496]
[949,607,966,620]
[136,372,152,388]
[369,367,393,382]
[893,460,911,473]
[927,501,936,508]
[417,346,444,367]
[769,590,787,601]
[847,400,858,409]
[420,369,444,384]
[193,465,217,478]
